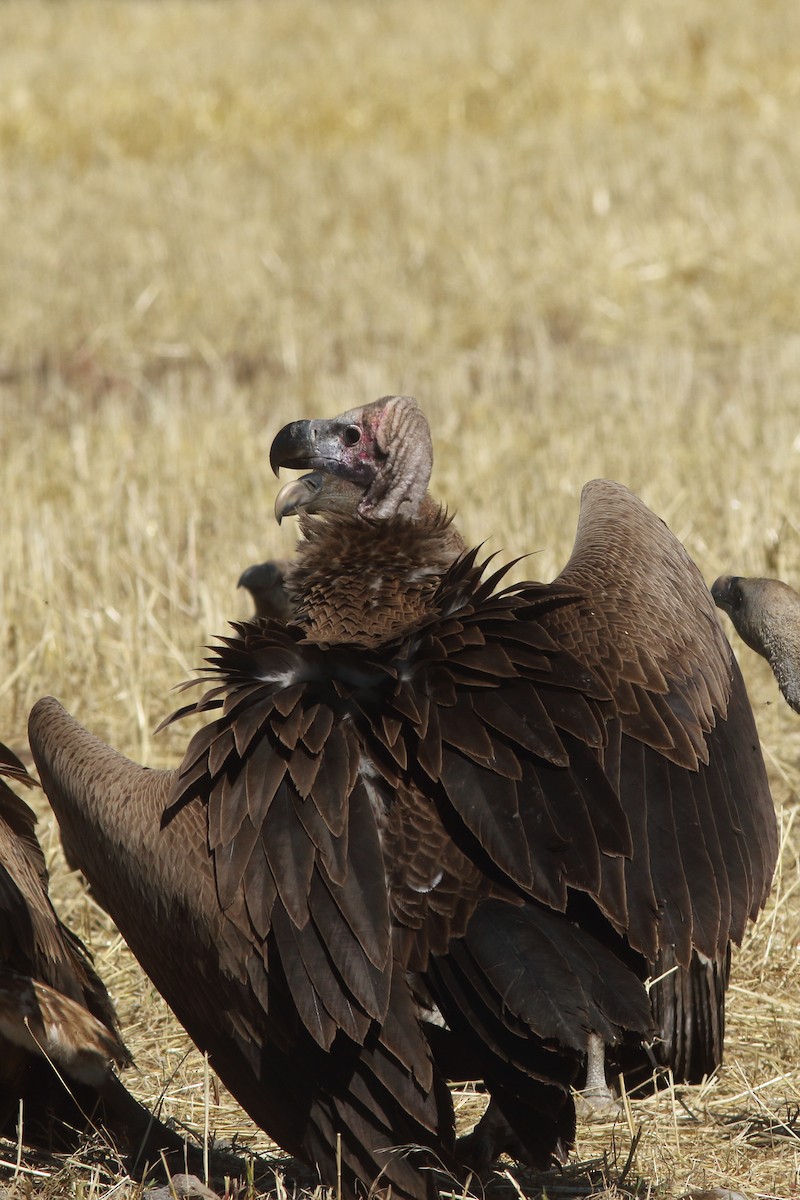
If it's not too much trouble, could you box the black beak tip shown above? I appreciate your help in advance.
[270,420,310,476]
[269,431,287,477]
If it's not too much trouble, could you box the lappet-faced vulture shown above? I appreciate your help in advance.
[29,396,777,1199]
[713,574,800,713]
[0,740,181,1159]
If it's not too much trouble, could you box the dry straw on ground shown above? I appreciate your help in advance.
[1,0,800,1196]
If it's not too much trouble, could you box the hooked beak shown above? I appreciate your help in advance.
[269,417,374,484]
[270,420,319,475]
[274,473,324,524]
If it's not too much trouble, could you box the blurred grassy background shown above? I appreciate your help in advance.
[1,0,800,1195]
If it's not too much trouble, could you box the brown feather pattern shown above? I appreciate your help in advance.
[28,399,777,1198]
[0,742,188,1157]
[152,476,773,1189]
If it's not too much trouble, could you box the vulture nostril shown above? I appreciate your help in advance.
[343,425,361,447]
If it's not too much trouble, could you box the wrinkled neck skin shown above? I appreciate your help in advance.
[290,504,463,646]
[358,394,433,521]
[759,628,800,713]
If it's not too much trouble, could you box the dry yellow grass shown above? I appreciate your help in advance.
[1,0,800,1196]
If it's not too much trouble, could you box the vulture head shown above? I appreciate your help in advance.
[270,395,433,520]
[237,560,294,623]
[270,399,464,643]
[712,573,800,713]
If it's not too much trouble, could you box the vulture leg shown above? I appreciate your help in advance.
[579,1032,620,1110]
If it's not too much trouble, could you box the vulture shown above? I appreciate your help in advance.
[28,396,777,1200]
[0,739,182,1160]
[238,560,294,623]
[712,574,800,713]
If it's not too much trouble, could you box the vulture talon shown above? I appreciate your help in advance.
[456,1102,530,1174]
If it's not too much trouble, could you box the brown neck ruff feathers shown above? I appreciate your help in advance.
[291,503,464,645]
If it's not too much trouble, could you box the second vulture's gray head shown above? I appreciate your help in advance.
[270,395,433,521]
[237,560,294,622]
[712,573,800,713]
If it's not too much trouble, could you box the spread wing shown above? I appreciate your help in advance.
[544,479,777,963]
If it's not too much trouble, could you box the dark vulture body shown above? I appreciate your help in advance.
[713,574,800,713]
[0,740,181,1159]
[29,397,777,1199]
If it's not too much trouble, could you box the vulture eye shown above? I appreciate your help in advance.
[343,425,361,447]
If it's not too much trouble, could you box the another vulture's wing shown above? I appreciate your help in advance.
[0,737,196,1164]
[0,744,117,1022]
[0,740,130,1145]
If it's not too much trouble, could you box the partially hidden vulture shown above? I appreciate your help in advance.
[0,739,182,1160]
[238,560,294,622]
[28,396,777,1200]
[713,574,800,714]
